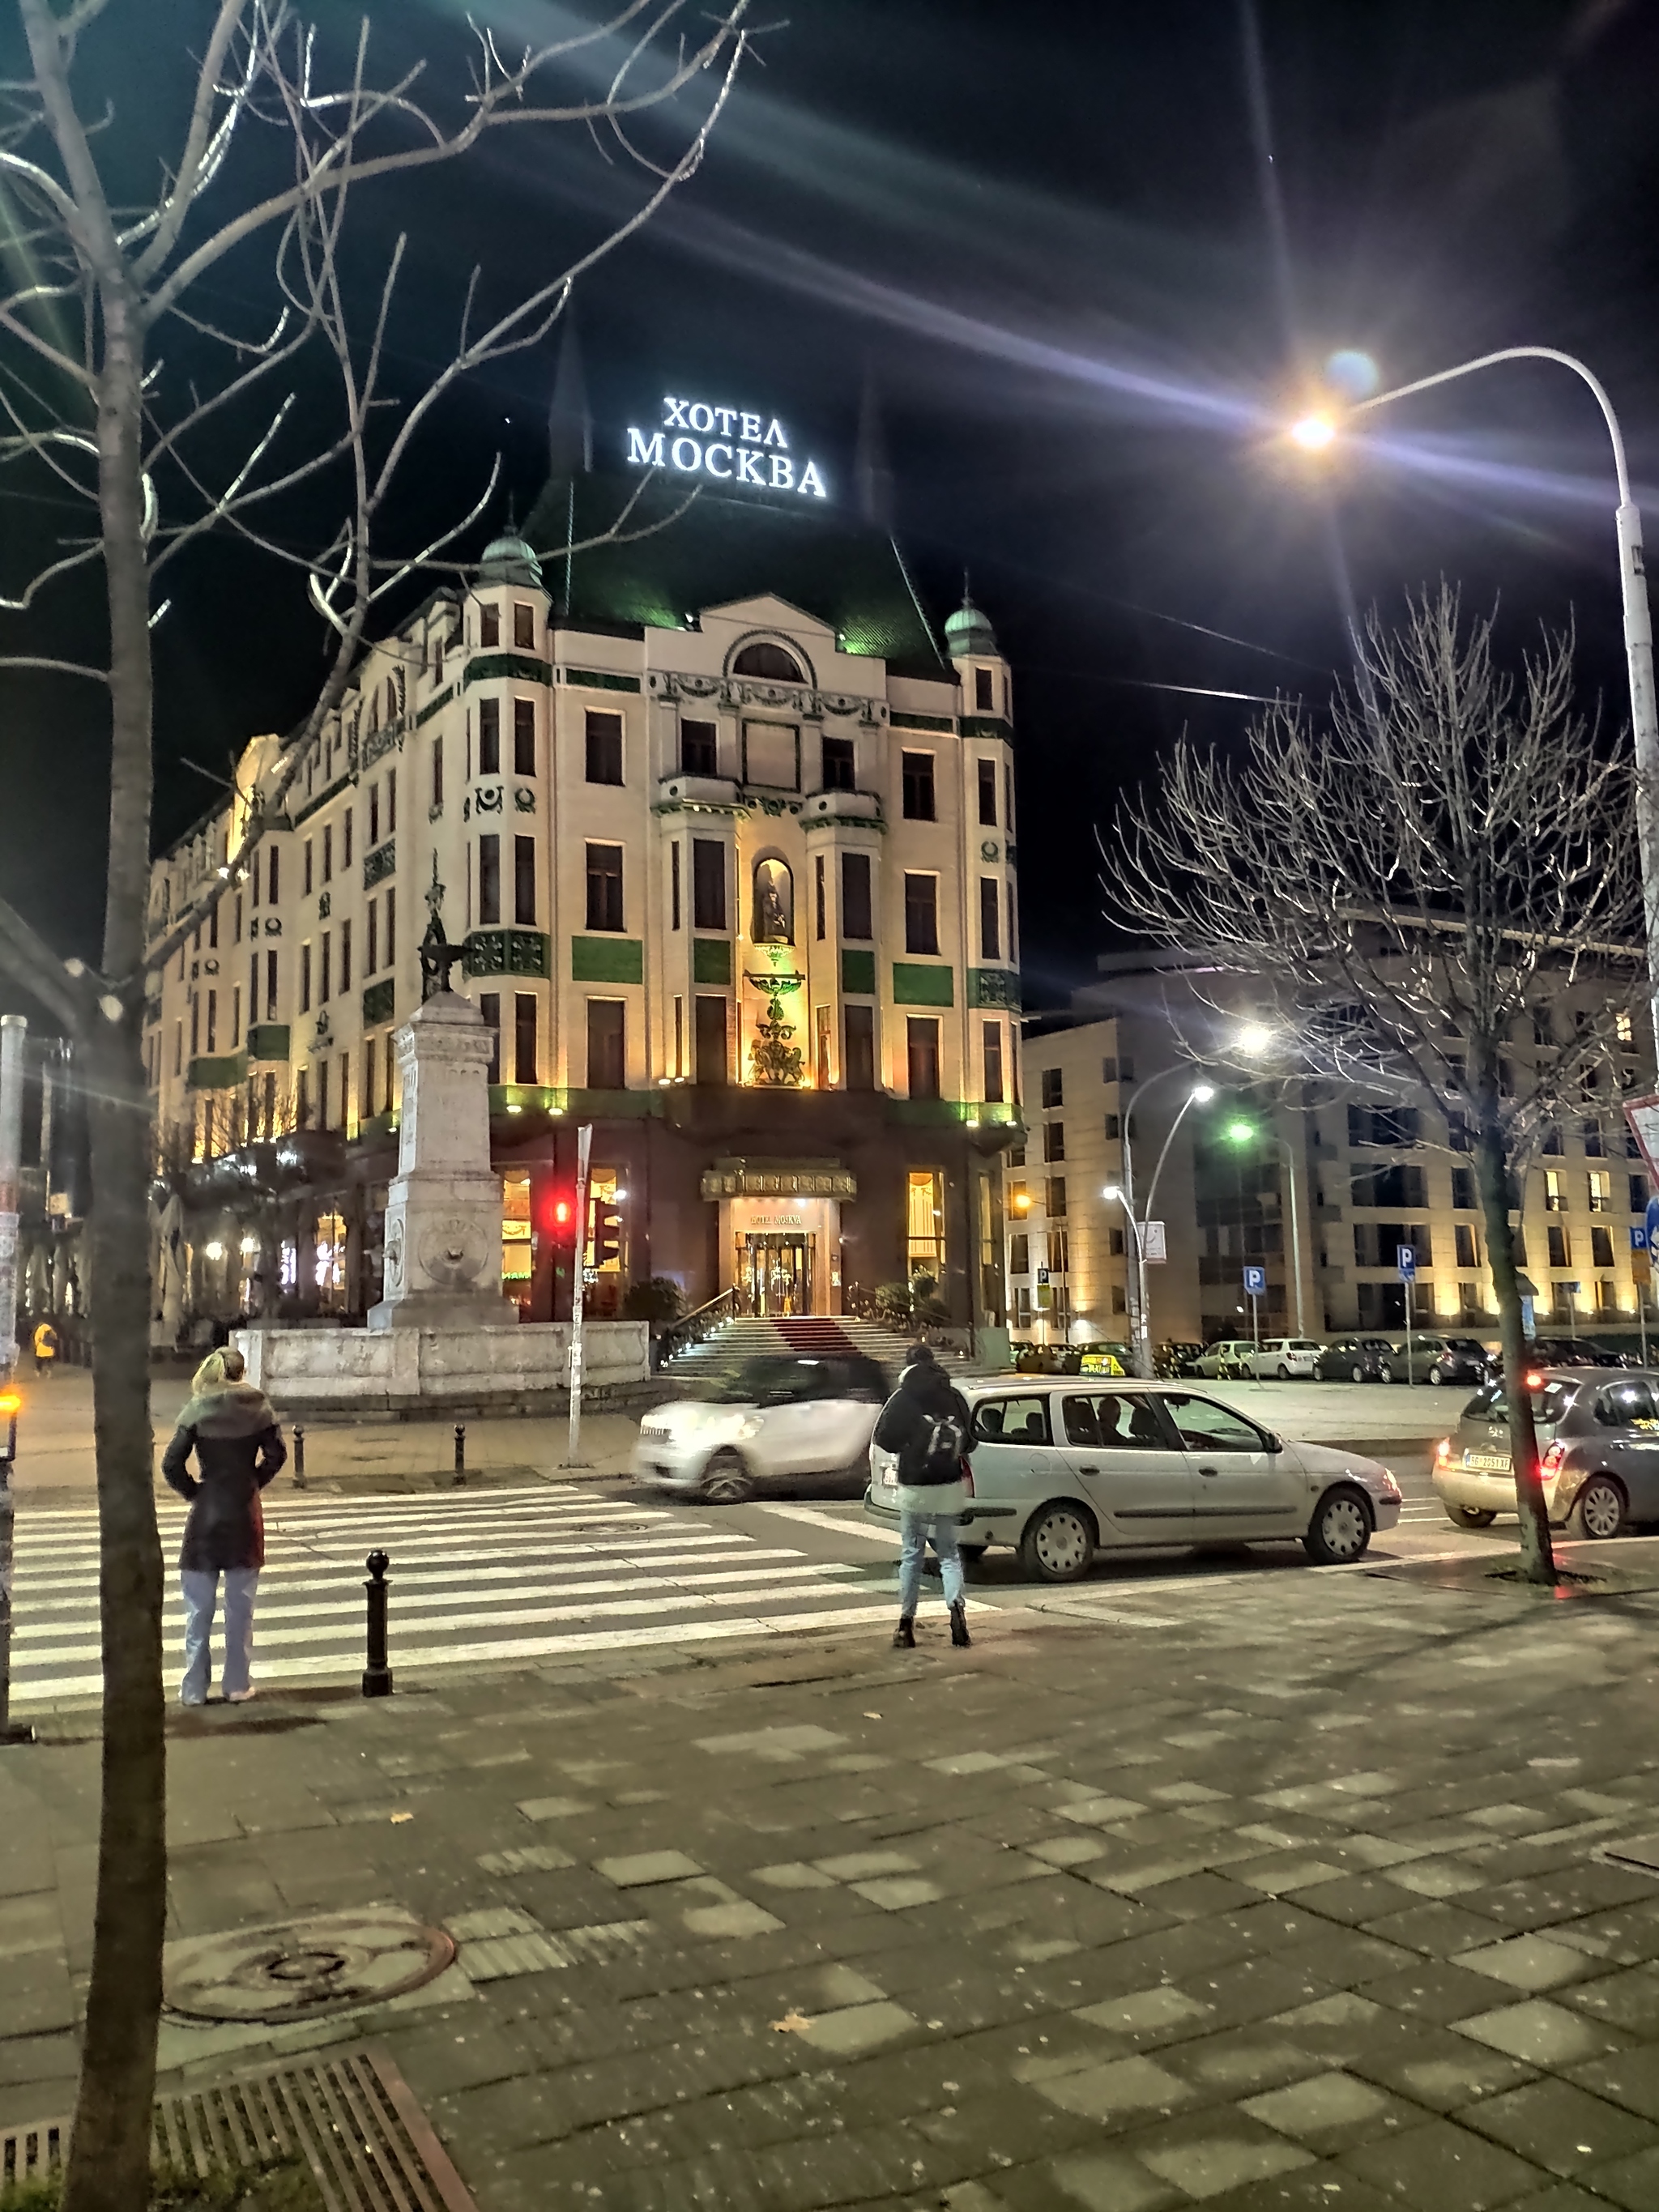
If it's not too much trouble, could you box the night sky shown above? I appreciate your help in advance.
[5,0,1659,1023]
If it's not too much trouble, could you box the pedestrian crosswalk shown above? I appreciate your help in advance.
[8,1487,900,1706]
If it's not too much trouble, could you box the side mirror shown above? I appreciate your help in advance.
[1265,1433,1285,1453]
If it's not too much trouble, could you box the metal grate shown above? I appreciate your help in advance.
[1,2046,476,2212]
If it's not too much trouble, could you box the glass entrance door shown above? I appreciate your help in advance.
[740,1234,814,1316]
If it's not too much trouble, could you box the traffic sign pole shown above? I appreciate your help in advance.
[1397,1244,1418,1388]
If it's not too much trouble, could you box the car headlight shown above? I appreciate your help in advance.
[734,1417,762,1441]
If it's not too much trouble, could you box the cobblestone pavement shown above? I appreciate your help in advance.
[7,1545,1659,2210]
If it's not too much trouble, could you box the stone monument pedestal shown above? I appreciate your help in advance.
[368,991,518,1332]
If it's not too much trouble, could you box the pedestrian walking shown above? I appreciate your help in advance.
[161,1348,286,1706]
[873,1343,976,1651]
[32,1319,58,1378]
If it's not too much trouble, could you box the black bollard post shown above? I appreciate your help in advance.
[292,1423,306,1488]
[362,1549,392,1698]
[454,1423,466,1482]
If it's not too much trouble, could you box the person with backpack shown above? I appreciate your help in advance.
[872,1344,976,1651]
[160,1347,286,1705]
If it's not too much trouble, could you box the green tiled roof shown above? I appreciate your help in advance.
[522,471,950,680]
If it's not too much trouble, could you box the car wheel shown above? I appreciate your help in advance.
[701,1449,755,1505]
[1569,1474,1627,1541]
[1303,1485,1373,1565]
[1429,1366,1449,1385]
[1378,1363,1395,1384]
[1018,1502,1097,1583]
[957,1542,987,1566]
[1350,1364,1367,1383]
[1276,1363,1291,1379]
[1445,1502,1497,1528]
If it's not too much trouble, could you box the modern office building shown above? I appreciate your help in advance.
[143,378,1022,1336]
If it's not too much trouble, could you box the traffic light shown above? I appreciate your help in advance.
[544,1187,578,1281]
[591,1198,624,1272]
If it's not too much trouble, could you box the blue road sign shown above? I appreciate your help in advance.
[1243,1265,1267,1296]
[1647,1194,1659,1251]
[1634,1225,1649,1251]
[1397,1245,1418,1281]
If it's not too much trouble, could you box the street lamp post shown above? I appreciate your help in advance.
[1109,1074,1214,1375]
[1297,345,1659,1063]
[1223,1118,1307,1339]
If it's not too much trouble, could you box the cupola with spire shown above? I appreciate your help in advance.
[476,499,543,590]
[944,586,998,662]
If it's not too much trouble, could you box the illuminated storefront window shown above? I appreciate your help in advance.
[502,1171,532,1307]
[314,1210,348,1311]
[585,1167,627,1318]
[906,1169,945,1281]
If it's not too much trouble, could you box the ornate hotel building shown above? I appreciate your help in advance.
[143,396,1022,1334]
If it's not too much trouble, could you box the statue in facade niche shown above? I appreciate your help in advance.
[752,858,793,943]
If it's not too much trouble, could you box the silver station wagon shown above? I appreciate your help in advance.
[1434,1367,1659,1538]
[865,1380,1402,1582]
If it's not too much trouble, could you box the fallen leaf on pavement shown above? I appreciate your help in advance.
[390,1812,414,1824]
[864,1712,881,1720]
[770,2010,813,2035]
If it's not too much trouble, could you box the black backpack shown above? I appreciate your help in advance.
[899,1405,966,1485]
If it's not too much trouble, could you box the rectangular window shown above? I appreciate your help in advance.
[975,666,994,712]
[1010,1233,1030,1275]
[1548,1223,1572,1268]
[906,1016,940,1099]
[694,995,727,1085]
[480,604,500,648]
[205,989,217,1054]
[365,1037,377,1122]
[322,823,333,884]
[366,898,378,976]
[1041,1067,1063,1108]
[821,735,855,791]
[586,710,624,785]
[1103,1112,1120,1140]
[317,1060,330,1132]
[586,842,624,931]
[845,1003,876,1090]
[1589,1170,1612,1213]
[478,697,501,778]
[691,838,726,931]
[339,918,352,993]
[514,992,538,1085]
[670,841,682,931]
[369,783,381,847]
[979,877,1000,961]
[267,844,279,904]
[514,835,535,926]
[1584,1119,1605,1157]
[265,950,278,1021]
[173,1021,183,1077]
[903,872,940,955]
[1592,1225,1615,1268]
[387,763,397,836]
[385,887,394,967]
[1632,1173,1650,1213]
[250,859,259,910]
[247,951,258,1019]
[478,836,501,926]
[513,601,535,650]
[907,1168,945,1275]
[673,995,684,1077]
[983,1020,1004,1102]
[342,808,352,867]
[208,901,219,950]
[1452,1166,1478,1211]
[300,941,312,1013]
[339,1051,350,1132]
[319,932,331,1004]
[1043,1120,1065,1163]
[841,850,872,940]
[741,720,799,790]
[815,1004,831,1089]
[1545,1168,1567,1212]
[1542,1125,1563,1155]
[1455,1222,1478,1268]
[431,735,444,813]
[296,1067,309,1130]
[1047,1175,1068,1217]
[978,758,997,825]
[480,992,501,1085]
[303,839,313,896]
[514,698,535,777]
[680,718,718,776]
[901,750,936,820]
[814,854,826,940]
[587,999,625,1089]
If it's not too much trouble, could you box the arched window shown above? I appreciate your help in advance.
[731,641,804,683]
[752,858,794,944]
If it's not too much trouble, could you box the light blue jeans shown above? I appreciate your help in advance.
[898,1511,964,1617]
[181,1568,259,1702]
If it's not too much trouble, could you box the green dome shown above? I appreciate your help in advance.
[477,531,543,589]
[944,592,997,658]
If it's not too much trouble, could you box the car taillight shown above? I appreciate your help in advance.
[1541,1441,1566,1473]
[1525,1371,1546,1390]
[961,1465,975,1497]
[1435,1437,1452,1465]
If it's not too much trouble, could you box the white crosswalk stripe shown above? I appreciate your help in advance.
[8,1486,897,1703]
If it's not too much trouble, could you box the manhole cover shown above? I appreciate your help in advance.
[164,1907,454,2023]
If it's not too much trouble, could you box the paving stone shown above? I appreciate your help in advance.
[1027,1835,1110,1869]
[1073,1986,1214,2039]
[1379,1858,1490,1899]
[1128,2112,1317,2199]
[797,2000,919,2055]
[1363,1900,1520,1957]
[1455,2075,1659,2177]
[1356,1959,1520,2025]
[1043,2146,1181,2210]
[814,1850,920,1882]
[594,1851,705,1888]
[1456,1936,1597,1993]
[515,1796,592,1822]
[1030,2054,1196,2125]
[1561,1962,1659,2033]
[1241,2069,1395,2141]
[752,1860,838,1891]
[1337,2115,1548,2206]
[1581,2143,1659,2211]
[1566,2046,1659,2121]
[1454,1998,1627,2068]
[851,1877,945,1911]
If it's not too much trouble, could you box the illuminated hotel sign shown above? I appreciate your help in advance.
[625,395,829,499]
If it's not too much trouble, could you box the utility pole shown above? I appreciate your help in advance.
[564,1122,594,1467]
[0,1015,32,1743]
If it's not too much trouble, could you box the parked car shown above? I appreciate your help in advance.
[1014,1341,1133,1376]
[1313,1336,1398,1383]
[866,1379,1401,1580]
[1433,1366,1659,1536]
[1154,1340,1205,1379]
[1373,1334,1495,1385]
[1525,1336,1638,1370]
[1190,1340,1258,1379]
[635,1352,889,1502]
[1241,1337,1324,1380]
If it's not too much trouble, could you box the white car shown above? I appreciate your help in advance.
[635,1352,889,1502]
[1243,1337,1324,1380]
[866,1379,1402,1582]
[1190,1340,1256,1379]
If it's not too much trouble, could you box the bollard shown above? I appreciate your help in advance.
[292,1423,306,1488]
[0,1391,34,1745]
[362,1550,392,1698]
[454,1423,466,1481]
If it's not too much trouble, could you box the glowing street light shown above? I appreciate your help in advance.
[1288,411,1337,452]
[1235,1022,1275,1057]
[1113,1076,1218,1376]
[1222,1119,1307,1336]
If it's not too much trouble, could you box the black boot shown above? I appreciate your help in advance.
[949,1601,971,1649]
[892,1617,915,1650]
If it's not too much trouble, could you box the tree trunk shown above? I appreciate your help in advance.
[62,289,168,2212]
[1473,1110,1557,1585]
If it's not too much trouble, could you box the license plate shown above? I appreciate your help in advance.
[878,1466,898,1488]
[1462,1452,1509,1472]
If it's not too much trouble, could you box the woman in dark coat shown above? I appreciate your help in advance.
[161,1348,286,1705]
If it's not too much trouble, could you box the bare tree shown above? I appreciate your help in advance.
[0,7,748,2207]
[1112,586,1644,1588]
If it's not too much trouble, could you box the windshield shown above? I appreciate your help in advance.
[1461,1379,1576,1428]
[710,1355,817,1405]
